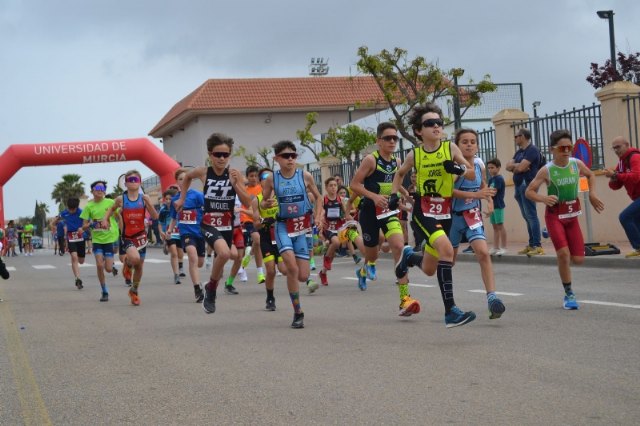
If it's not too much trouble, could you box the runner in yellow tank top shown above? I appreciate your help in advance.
[391,103,477,328]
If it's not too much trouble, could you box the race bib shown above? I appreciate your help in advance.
[421,196,451,219]
[170,231,181,239]
[326,207,341,219]
[462,208,483,230]
[132,233,148,250]
[67,231,84,242]
[375,205,400,220]
[557,199,581,219]
[286,213,311,237]
[92,220,107,232]
[179,209,198,225]
[202,212,232,231]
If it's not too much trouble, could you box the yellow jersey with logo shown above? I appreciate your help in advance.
[414,142,454,198]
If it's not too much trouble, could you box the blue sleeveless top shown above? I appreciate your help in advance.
[452,158,483,212]
[273,169,312,220]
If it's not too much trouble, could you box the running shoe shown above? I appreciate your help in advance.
[395,245,414,279]
[174,274,181,285]
[318,270,328,286]
[265,298,276,311]
[310,258,316,270]
[398,295,421,317]
[241,247,252,268]
[489,248,498,256]
[488,297,505,319]
[195,286,204,303]
[257,273,266,284]
[224,285,239,295]
[75,277,83,290]
[100,292,109,302]
[495,248,507,256]
[323,256,332,271]
[625,248,640,258]
[203,288,216,313]
[518,246,533,255]
[0,258,10,280]
[128,289,140,306]
[365,263,377,281]
[356,268,367,291]
[462,246,474,254]
[123,263,132,282]
[291,312,304,329]
[444,306,476,328]
[306,279,319,294]
[179,268,186,278]
[526,246,545,257]
[111,266,118,277]
[238,268,248,282]
[353,254,362,264]
[563,293,579,310]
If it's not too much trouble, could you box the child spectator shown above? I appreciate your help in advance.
[487,158,507,256]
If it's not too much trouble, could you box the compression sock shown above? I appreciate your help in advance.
[267,288,274,300]
[206,279,219,296]
[289,292,301,313]
[226,275,235,286]
[398,283,409,301]
[436,260,455,313]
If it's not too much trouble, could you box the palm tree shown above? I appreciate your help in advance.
[51,174,85,208]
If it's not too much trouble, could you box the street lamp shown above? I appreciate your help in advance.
[596,10,616,73]
[347,105,355,124]
[532,101,541,119]
[532,101,541,146]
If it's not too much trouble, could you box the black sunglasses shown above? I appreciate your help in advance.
[209,151,231,158]
[422,118,444,128]
[380,135,399,142]
[278,152,298,160]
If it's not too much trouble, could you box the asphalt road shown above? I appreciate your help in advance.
[1,249,639,425]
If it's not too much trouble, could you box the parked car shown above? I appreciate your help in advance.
[31,236,43,249]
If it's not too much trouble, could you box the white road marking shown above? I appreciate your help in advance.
[71,263,95,268]
[468,289,524,296]
[7,266,16,271]
[32,265,56,270]
[142,259,170,264]
[580,300,640,309]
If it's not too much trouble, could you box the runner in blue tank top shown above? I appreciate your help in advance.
[260,140,323,329]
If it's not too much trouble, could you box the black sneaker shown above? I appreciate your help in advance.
[395,246,414,279]
[291,312,304,329]
[0,258,10,280]
[112,267,118,277]
[195,286,204,303]
[224,285,239,295]
[100,292,109,302]
[265,298,276,311]
[174,274,181,285]
[179,268,186,278]
[125,279,132,287]
[75,278,83,289]
[202,288,216,313]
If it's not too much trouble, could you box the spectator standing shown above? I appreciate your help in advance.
[603,136,640,258]
[506,128,544,256]
[487,158,507,255]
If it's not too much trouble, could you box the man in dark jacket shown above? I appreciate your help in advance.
[604,136,640,257]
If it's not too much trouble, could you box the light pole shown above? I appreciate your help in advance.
[597,10,616,74]
[532,101,541,146]
[347,105,355,124]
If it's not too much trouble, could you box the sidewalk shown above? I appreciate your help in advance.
[458,239,639,269]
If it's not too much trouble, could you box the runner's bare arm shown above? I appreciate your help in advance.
[450,143,475,181]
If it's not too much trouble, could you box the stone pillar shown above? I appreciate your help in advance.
[491,109,529,185]
[595,81,640,167]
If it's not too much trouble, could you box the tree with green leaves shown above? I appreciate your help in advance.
[233,146,275,170]
[356,46,497,145]
[51,174,85,210]
[33,201,49,237]
[296,112,376,161]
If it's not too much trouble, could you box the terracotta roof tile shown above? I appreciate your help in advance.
[149,76,386,136]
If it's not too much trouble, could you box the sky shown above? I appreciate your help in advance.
[1,0,638,220]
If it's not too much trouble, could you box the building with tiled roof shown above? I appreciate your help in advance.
[149,76,387,169]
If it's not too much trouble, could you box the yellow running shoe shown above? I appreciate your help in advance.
[398,296,421,317]
[625,249,640,258]
[518,245,533,255]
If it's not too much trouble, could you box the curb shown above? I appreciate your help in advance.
[457,252,639,269]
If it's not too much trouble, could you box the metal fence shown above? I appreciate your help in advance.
[511,103,604,169]
[623,94,640,149]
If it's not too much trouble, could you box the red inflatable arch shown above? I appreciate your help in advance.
[0,138,180,229]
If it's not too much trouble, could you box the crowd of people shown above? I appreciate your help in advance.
[1,102,638,320]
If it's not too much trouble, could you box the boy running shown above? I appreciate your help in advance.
[59,197,86,289]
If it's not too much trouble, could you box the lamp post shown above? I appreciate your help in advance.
[596,10,616,74]
[347,105,355,124]
[532,101,541,146]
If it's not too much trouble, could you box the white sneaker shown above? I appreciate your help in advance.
[238,268,248,282]
[489,248,498,256]
[496,248,507,256]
